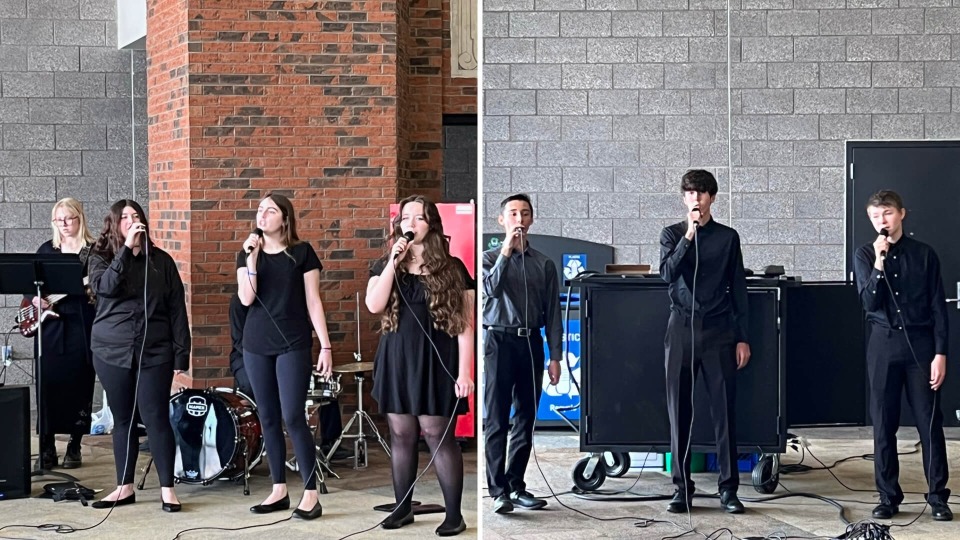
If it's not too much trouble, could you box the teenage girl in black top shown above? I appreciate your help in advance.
[237,192,333,520]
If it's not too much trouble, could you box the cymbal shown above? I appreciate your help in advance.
[333,362,375,373]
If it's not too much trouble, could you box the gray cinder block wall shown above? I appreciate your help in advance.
[0,0,147,397]
[483,0,960,280]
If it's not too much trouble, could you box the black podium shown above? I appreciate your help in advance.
[0,253,86,483]
[578,275,789,455]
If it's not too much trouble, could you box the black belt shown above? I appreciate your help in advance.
[484,325,535,337]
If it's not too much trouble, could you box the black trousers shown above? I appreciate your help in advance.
[483,329,544,498]
[665,312,739,495]
[244,348,317,490]
[94,359,176,487]
[867,326,950,505]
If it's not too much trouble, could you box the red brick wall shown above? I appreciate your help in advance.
[147,1,400,395]
[399,0,477,201]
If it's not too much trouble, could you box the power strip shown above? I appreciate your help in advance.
[1,345,12,364]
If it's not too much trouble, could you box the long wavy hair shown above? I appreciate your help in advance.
[381,195,468,336]
[50,197,96,249]
[93,199,152,261]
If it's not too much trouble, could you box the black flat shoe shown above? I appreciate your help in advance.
[381,509,414,529]
[436,517,466,536]
[250,494,290,514]
[720,490,745,514]
[92,493,136,509]
[162,502,182,513]
[293,502,322,520]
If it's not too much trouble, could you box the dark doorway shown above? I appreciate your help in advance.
[442,114,477,203]
[846,141,960,427]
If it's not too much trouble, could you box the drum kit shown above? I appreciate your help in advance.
[137,293,392,495]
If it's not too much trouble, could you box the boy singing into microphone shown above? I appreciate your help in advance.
[482,193,561,514]
[854,190,951,521]
[659,170,750,514]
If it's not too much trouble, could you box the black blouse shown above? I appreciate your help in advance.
[88,245,191,370]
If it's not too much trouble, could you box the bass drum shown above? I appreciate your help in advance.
[168,388,264,484]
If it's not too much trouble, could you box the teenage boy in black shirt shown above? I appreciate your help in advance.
[659,170,750,514]
[853,190,951,521]
[482,194,561,514]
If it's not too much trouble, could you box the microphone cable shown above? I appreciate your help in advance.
[335,238,465,540]
[171,244,323,539]
[509,228,683,533]
[852,242,940,532]
[0,235,152,535]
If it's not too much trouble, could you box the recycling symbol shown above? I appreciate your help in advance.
[563,258,584,280]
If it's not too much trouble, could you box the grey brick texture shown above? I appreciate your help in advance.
[484,3,960,280]
[1,7,146,262]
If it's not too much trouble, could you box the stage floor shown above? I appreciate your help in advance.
[480,427,960,539]
[1,433,478,539]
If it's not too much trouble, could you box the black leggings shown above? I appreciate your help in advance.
[94,359,176,487]
[244,348,317,490]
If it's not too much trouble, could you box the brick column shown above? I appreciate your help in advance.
[146,1,399,392]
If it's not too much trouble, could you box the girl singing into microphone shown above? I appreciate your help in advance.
[87,200,190,512]
[366,195,475,536]
[237,192,333,520]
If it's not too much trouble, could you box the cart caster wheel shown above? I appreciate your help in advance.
[572,457,606,492]
[752,455,778,494]
[602,452,631,478]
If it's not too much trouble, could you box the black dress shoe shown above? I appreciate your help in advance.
[92,494,136,509]
[35,450,58,470]
[62,447,82,469]
[293,502,323,520]
[931,501,953,521]
[436,517,467,536]
[381,508,414,529]
[667,491,691,514]
[492,495,514,514]
[161,501,182,513]
[720,491,745,514]
[509,490,547,510]
[250,494,290,514]
[872,503,898,519]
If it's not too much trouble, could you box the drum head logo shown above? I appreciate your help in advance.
[186,396,208,417]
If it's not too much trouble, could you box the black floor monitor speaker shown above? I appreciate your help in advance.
[0,385,31,500]
[581,281,785,453]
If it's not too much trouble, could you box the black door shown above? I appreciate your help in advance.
[847,141,960,427]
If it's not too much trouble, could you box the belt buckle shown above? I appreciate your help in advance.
[517,328,531,337]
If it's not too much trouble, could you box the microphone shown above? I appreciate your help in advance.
[393,231,415,260]
[879,228,889,258]
[245,228,263,254]
[692,206,701,228]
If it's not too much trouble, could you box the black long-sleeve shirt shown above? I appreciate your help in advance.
[659,219,750,343]
[482,245,563,362]
[854,236,949,356]
[88,245,191,370]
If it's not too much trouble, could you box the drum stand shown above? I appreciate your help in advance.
[324,371,391,470]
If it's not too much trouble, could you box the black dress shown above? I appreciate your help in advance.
[32,240,96,436]
[371,256,474,417]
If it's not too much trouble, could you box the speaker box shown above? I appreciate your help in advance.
[0,385,31,500]
[581,281,785,453]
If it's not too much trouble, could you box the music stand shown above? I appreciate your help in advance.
[0,253,85,483]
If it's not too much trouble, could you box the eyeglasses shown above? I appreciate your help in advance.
[52,216,79,225]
